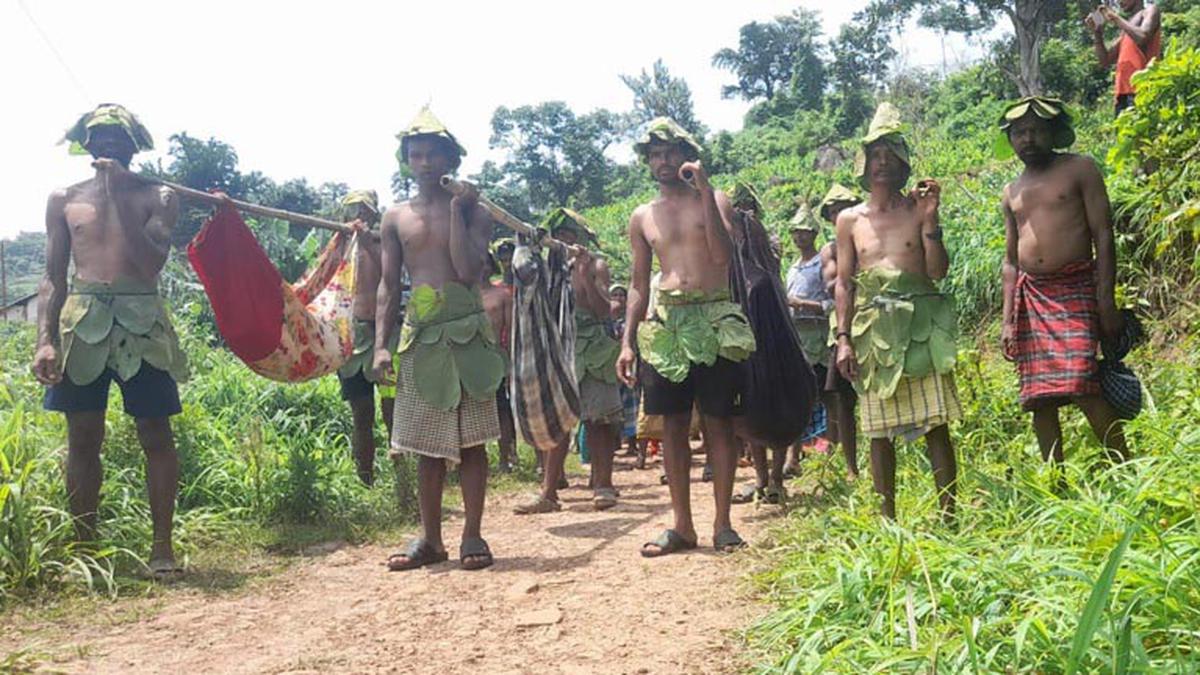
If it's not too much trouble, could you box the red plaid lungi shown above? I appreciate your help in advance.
[1012,260,1101,409]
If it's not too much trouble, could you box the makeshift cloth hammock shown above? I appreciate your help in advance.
[510,237,580,452]
[187,205,357,382]
[729,211,817,449]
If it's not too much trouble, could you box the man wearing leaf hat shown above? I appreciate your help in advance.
[372,106,503,571]
[618,117,757,556]
[34,104,188,578]
[814,184,863,480]
[335,190,396,486]
[835,103,960,523]
[998,96,1128,466]
[516,208,624,512]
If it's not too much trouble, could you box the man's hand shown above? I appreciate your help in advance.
[678,161,710,191]
[32,343,62,386]
[572,246,594,270]
[450,181,480,209]
[616,345,637,387]
[371,348,395,386]
[1001,321,1017,362]
[92,158,134,194]
[836,339,858,382]
[1100,5,1119,23]
[913,179,941,222]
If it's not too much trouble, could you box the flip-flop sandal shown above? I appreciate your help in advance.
[701,466,713,482]
[148,559,185,581]
[713,528,748,554]
[640,529,698,558]
[732,484,765,505]
[593,488,618,511]
[460,537,494,571]
[764,487,786,505]
[386,539,449,571]
[659,474,669,485]
[513,496,562,515]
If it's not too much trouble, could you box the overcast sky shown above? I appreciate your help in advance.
[0,0,986,240]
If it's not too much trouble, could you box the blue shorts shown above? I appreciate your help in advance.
[43,364,182,419]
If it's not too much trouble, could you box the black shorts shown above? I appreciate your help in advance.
[640,357,744,418]
[1115,94,1135,114]
[339,371,374,401]
[43,364,182,419]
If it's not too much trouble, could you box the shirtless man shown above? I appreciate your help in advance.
[373,107,504,571]
[516,209,623,512]
[479,252,517,472]
[33,104,189,578]
[835,104,960,523]
[818,185,863,480]
[999,96,1128,466]
[1088,0,1161,113]
[617,117,756,556]
[336,190,394,486]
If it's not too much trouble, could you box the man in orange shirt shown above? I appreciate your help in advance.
[1088,0,1161,114]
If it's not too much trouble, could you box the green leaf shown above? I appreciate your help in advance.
[454,338,507,402]
[1065,524,1136,675]
[409,286,443,322]
[71,298,115,344]
[412,344,460,411]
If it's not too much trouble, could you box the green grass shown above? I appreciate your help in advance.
[0,319,544,606]
[745,335,1200,673]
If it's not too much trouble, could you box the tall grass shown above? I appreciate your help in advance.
[0,319,415,603]
[747,337,1200,673]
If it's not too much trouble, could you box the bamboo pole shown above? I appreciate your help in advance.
[439,176,581,255]
[143,177,359,235]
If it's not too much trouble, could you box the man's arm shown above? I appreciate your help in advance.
[1092,27,1118,67]
[1108,5,1160,47]
[1000,190,1020,359]
[834,210,859,380]
[99,161,174,279]
[448,190,489,283]
[33,191,71,385]
[681,162,735,266]
[591,259,614,318]
[372,209,405,381]
[917,180,950,280]
[617,210,652,386]
[1079,158,1121,338]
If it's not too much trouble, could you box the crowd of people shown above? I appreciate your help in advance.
[33,1,1159,574]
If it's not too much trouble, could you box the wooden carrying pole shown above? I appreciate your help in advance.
[439,176,581,255]
[146,178,358,235]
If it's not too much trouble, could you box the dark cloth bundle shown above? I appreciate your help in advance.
[728,213,817,448]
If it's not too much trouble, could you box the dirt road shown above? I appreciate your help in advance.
[7,457,780,674]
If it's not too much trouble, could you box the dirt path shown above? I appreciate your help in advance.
[8,457,781,674]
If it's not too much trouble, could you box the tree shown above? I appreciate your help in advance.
[620,59,706,138]
[488,102,625,213]
[863,0,1070,96]
[712,9,827,109]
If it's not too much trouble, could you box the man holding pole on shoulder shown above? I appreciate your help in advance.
[34,104,190,579]
[336,189,395,486]
[373,107,505,571]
